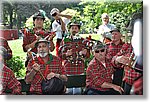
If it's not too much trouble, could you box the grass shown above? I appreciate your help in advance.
[8,39,26,61]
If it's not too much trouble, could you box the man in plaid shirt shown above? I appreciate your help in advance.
[0,37,12,61]
[0,46,21,95]
[58,22,90,75]
[25,38,67,94]
[22,10,55,67]
[58,22,90,94]
[86,42,124,95]
[106,28,141,94]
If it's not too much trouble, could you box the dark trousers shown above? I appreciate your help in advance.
[122,82,132,95]
[112,68,124,86]
[85,88,120,95]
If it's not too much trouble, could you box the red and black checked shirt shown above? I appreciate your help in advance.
[0,37,12,60]
[123,66,142,85]
[0,65,21,94]
[59,36,86,75]
[26,54,65,94]
[22,28,49,53]
[86,57,114,91]
[106,41,142,85]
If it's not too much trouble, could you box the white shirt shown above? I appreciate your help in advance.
[52,17,70,39]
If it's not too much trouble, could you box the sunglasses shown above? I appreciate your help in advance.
[52,13,57,17]
[95,49,105,53]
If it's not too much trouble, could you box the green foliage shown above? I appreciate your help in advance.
[75,0,143,33]
[6,56,25,78]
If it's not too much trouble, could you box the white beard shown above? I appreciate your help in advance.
[38,52,48,58]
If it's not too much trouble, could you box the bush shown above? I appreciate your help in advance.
[6,56,25,78]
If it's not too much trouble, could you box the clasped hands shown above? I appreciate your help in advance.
[115,55,131,65]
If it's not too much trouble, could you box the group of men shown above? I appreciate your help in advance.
[0,8,143,95]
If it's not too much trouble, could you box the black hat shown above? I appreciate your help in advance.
[35,38,50,48]
[69,22,81,29]
[110,28,120,33]
[33,11,45,21]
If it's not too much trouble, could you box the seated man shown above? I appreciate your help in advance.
[85,42,124,95]
[25,38,67,95]
[0,46,21,95]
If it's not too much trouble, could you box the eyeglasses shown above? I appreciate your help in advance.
[95,49,105,53]
[52,13,57,17]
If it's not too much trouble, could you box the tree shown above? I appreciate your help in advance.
[74,0,143,33]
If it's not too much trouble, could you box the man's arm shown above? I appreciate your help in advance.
[58,13,72,19]
[101,82,124,94]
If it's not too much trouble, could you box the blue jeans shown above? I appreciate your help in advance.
[66,88,82,95]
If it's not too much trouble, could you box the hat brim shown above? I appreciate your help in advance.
[110,29,120,33]
[33,16,45,20]
[35,41,50,48]
[69,24,80,29]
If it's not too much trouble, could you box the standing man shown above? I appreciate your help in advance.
[58,22,90,94]
[50,8,72,56]
[22,10,55,67]
[25,38,67,94]
[97,13,116,44]
[85,42,124,95]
